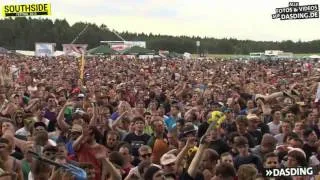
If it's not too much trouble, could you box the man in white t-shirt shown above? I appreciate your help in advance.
[267,110,282,135]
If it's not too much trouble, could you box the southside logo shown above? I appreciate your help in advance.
[263,167,315,177]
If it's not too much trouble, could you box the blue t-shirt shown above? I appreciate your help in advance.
[66,141,75,156]
[110,112,119,121]
[164,116,176,132]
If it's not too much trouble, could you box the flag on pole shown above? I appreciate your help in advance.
[79,54,85,81]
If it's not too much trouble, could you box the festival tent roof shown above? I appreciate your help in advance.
[54,51,65,56]
[309,55,320,59]
[122,46,154,55]
[88,45,117,55]
[168,51,183,58]
[15,50,67,57]
[15,50,35,56]
[0,47,8,54]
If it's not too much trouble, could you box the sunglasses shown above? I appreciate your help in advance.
[35,127,46,132]
[267,161,278,165]
[43,151,57,157]
[140,153,152,158]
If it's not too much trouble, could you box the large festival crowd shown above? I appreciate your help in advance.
[0,55,320,180]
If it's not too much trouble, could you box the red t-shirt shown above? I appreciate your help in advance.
[76,143,107,180]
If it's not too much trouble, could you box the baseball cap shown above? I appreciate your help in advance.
[34,122,47,131]
[70,124,83,133]
[43,144,58,152]
[181,124,197,136]
[160,153,177,166]
[247,114,260,121]
[78,94,85,98]
[56,87,66,92]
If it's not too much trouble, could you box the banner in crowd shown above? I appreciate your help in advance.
[104,41,146,51]
[35,43,55,57]
[62,44,88,56]
[111,44,128,51]
[2,3,51,17]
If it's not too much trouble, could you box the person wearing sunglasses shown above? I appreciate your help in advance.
[138,145,152,162]
[125,146,159,180]
[144,165,175,180]
[148,117,169,165]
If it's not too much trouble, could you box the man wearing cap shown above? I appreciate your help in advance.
[33,121,56,147]
[247,113,263,145]
[160,153,177,176]
[65,124,82,160]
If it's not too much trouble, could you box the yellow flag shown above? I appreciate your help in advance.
[80,54,85,81]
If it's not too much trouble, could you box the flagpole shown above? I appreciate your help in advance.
[79,53,85,86]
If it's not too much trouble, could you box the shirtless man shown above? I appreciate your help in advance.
[0,137,23,180]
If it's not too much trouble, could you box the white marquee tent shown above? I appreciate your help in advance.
[309,55,320,59]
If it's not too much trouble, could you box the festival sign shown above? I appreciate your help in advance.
[2,3,51,17]
[35,43,55,57]
[62,44,88,56]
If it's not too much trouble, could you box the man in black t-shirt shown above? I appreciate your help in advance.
[233,136,263,173]
[123,116,150,165]
[208,127,230,155]
[247,114,263,145]
[302,128,318,162]
[235,115,256,148]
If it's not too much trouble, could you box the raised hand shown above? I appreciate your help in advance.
[65,101,76,107]
[186,136,197,149]
[200,134,212,146]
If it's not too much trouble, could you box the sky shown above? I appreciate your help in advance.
[1,0,320,42]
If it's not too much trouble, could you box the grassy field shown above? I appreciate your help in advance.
[191,53,320,59]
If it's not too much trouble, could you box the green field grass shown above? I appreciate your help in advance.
[192,53,320,58]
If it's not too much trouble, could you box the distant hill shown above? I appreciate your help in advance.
[0,17,319,54]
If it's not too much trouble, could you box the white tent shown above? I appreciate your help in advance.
[183,52,191,60]
[54,51,65,56]
[16,50,35,56]
[309,55,320,59]
[16,50,68,57]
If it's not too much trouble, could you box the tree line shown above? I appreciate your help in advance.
[0,17,319,54]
